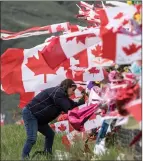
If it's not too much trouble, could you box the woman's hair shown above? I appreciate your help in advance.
[60,79,77,93]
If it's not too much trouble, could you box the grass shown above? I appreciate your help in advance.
[1,125,66,160]
[1,125,134,160]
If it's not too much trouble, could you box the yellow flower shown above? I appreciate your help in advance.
[134,14,141,24]
[124,67,129,72]
[95,81,100,84]
[127,1,132,5]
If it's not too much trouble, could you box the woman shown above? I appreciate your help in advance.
[22,79,85,159]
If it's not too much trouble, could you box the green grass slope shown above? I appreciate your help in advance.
[1,125,133,160]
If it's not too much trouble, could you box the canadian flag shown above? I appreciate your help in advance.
[83,67,104,81]
[102,31,141,64]
[79,1,94,10]
[53,120,70,134]
[84,115,103,131]
[41,28,101,69]
[72,42,103,68]
[1,22,70,40]
[66,67,104,83]
[77,1,101,25]
[70,41,113,69]
[64,42,106,82]
[93,57,114,67]
[1,41,89,108]
[62,130,82,148]
[1,42,89,108]
[99,5,138,31]
[1,22,87,40]
[1,42,68,108]
[50,120,74,134]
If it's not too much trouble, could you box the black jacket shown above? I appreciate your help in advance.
[26,86,85,125]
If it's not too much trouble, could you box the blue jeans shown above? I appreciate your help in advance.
[96,120,109,144]
[22,107,55,159]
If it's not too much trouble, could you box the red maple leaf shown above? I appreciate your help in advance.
[88,67,100,76]
[58,124,67,131]
[66,33,96,44]
[61,59,71,70]
[76,35,89,44]
[114,12,124,19]
[56,25,65,32]
[25,51,55,83]
[74,49,88,68]
[66,36,75,42]
[66,69,74,80]
[122,43,141,56]
[91,45,102,57]
[76,34,96,44]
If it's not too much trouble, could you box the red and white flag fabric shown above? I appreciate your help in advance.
[0,22,70,40]
[76,38,114,67]
[2,27,141,107]
[1,37,104,108]
[41,28,101,69]
[79,1,94,10]
[125,99,142,123]
[50,120,71,134]
[98,4,140,31]
[1,42,56,93]
[1,43,66,107]
[93,57,114,67]
[0,22,86,40]
[62,130,82,147]
[105,1,130,7]
[102,31,141,64]
[76,1,100,25]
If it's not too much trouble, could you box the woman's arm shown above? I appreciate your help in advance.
[53,88,85,112]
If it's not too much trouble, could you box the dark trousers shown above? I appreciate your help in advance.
[22,107,55,159]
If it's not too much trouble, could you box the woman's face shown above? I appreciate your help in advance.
[67,86,76,97]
